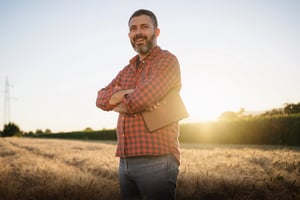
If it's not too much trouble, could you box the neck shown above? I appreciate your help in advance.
[138,45,157,61]
[139,54,147,61]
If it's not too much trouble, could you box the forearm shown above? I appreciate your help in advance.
[109,89,134,105]
[96,69,130,111]
[96,88,115,111]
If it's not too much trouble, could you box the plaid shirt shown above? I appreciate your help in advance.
[96,46,181,163]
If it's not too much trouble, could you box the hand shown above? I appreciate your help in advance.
[146,101,161,112]
[109,89,134,105]
[113,103,128,113]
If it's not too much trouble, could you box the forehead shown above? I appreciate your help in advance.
[129,15,153,27]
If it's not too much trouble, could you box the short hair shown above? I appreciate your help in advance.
[128,9,158,29]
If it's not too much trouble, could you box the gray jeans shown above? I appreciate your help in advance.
[119,154,179,200]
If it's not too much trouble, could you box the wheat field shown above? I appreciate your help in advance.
[0,137,299,200]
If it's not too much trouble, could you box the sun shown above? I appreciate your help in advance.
[180,86,240,123]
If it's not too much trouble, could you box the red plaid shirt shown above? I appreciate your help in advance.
[96,46,181,163]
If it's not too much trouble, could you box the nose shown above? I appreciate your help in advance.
[135,27,142,34]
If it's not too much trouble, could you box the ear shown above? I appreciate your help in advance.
[155,28,160,37]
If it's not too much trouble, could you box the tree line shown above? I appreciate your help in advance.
[219,102,300,120]
[1,102,300,138]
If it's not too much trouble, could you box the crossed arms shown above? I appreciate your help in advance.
[109,88,160,114]
[109,89,134,114]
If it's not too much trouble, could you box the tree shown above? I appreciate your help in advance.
[237,108,245,117]
[218,111,237,121]
[284,102,300,114]
[84,127,94,132]
[45,129,52,134]
[35,129,44,134]
[2,122,21,137]
[261,108,284,116]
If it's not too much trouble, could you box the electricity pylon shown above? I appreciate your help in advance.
[3,77,11,125]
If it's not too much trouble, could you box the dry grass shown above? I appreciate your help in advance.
[0,138,299,200]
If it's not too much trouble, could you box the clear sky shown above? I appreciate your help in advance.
[0,0,299,132]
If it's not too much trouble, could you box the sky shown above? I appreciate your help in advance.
[0,0,299,132]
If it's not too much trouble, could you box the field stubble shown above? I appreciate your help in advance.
[0,138,299,200]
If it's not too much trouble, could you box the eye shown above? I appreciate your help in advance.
[142,24,149,29]
[129,26,137,32]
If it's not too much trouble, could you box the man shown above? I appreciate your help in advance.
[96,9,182,200]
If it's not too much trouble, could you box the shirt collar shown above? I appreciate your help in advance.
[129,46,161,67]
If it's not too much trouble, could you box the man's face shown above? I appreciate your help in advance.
[128,15,160,55]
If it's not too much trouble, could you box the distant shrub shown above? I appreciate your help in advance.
[2,122,22,137]
[29,129,117,141]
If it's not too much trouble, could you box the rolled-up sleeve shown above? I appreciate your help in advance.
[96,70,126,111]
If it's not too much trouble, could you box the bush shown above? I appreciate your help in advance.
[179,114,300,146]
[2,123,21,137]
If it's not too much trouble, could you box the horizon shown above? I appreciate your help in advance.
[1,103,294,133]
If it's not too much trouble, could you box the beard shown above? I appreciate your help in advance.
[131,33,156,55]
